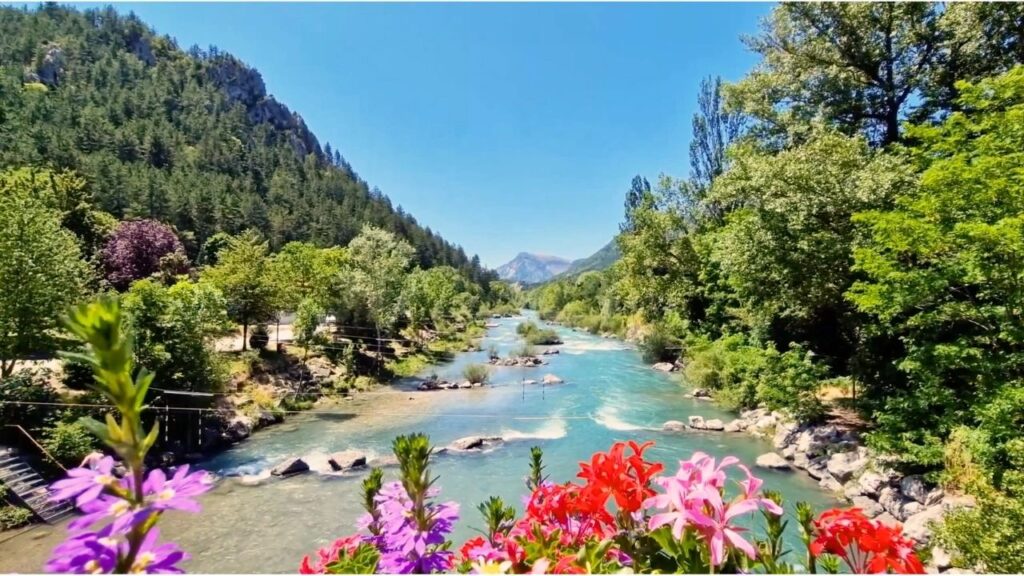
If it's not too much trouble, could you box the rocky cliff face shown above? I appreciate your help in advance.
[206,56,322,159]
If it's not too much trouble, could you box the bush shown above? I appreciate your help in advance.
[0,369,60,433]
[42,421,98,467]
[0,505,32,530]
[683,335,767,411]
[61,350,96,390]
[757,344,828,423]
[639,325,677,363]
[517,321,562,345]
[462,363,490,384]
[249,324,270,350]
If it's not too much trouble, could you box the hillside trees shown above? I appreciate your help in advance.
[0,173,90,376]
[203,230,280,350]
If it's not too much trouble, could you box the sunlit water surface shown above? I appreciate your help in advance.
[0,313,838,572]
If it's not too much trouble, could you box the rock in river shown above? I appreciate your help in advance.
[328,450,367,471]
[652,362,676,372]
[755,453,791,470]
[662,420,687,432]
[542,374,564,385]
[448,436,502,451]
[271,457,309,476]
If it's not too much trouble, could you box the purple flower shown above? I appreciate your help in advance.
[124,528,189,573]
[50,456,117,507]
[68,495,150,534]
[368,481,459,573]
[143,465,212,512]
[45,526,119,573]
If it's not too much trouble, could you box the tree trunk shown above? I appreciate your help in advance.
[242,322,248,351]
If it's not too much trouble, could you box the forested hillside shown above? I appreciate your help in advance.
[0,4,490,280]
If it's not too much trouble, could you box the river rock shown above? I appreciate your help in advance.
[662,420,687,432]
[523,379,538,385]
[900,475,929,504]
[792,452,811,470]
[876,512,900,528]
[541,348,560,355]
[457,380,473,389]
[448,436,501,451]
[756,453,791,470]
[741,408,768,421]
[819,475,845,494]
[652,362,676,372]
[691,388,711,398]
[781,444,797,460]
[925,488,945,507]
[542,374,564,385]
[904,505,946,546]
[223,415,254,443]
[806,457,830,480]
[773,422,801,450]
[752,414,777,432]
[844,482,865,499]
[794,425,839,458]
[688,415,705,429]
[703,419,725,431]
[858,471,888,497]
[724,419,743,433]
[851,496,884,518]
[931,547,952,570]
[328,450,367,471]
[827,449,869,483]
[879,487,921,521]
[271,457,309,476]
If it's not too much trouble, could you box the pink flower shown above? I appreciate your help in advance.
[644,452,782,567]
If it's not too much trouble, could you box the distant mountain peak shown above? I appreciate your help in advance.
[496,252,572,284]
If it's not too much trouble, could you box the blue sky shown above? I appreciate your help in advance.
[102,2,770,268]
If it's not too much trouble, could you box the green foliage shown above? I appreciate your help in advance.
[516,321,561,345]
[0,505,32,530]
[477,496,516,541]
[401,266,472,332]
[511,343,536,359]
[848,67,1024,467]
[639,325,678,364]
[462,363,489,385]
[293,298,325,350]
[756,345,828,423]
[0,369,60,432]
[683,335,767,411]
[42,421,98,467]
[348,225,415,335]
[122,278,229,393]
[204,230,280,350]
[0,171,91,376]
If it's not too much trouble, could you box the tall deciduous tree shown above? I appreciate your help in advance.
[0,182,90,376]
[729,3,943,146]
[347,226,414,359]
[689,76,745,211]
[204,230,280,350]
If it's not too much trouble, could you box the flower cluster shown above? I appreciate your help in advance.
[645,451,783,567]
[365,481,459,573]
[811,508,925,574]
[46,456,212,573]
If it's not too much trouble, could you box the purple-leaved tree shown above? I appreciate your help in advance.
[101,220,185,290]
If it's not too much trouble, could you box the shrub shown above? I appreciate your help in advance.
[683,335,767,411]
[42,421,98,467]
[248,324,270,350]
[61,350,95,390]
[462,363,490,384]
[936,484,1024,573]
[0,505,32,530]
[639,325,677,363]
[757,344,828,423]
[517,321,562,345]
[0,369,60,432]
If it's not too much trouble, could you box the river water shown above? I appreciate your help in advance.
[0,313,837,572]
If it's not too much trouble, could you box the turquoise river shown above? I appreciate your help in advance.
[0,313,838,572]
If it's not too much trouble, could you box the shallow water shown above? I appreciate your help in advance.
[0,313,838,573]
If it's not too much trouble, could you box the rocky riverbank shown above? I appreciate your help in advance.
[662,407,972,572]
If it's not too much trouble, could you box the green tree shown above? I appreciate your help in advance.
[401,266,465,333]
[0,180,90,376]
[729,3,943,146]
[204,230,280,350]
[848,67,1024,466]
[347,226,414,358]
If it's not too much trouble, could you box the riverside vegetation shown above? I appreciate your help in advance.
[527,3,1024,572]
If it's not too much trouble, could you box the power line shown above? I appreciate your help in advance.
[0,399,592,420]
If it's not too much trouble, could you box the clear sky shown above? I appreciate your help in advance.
[98,2,771,268]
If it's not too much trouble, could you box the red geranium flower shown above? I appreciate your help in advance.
[577,440,664,515]
[811,508,924,574]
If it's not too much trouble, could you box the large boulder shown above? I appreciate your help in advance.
[806,457,830,480]
[794,425,839,458]
[900,475,930,504]
[652,362,676,372]
[691,388,711,398]
[879,487,922,521]
[773,422,801,450]
[223,415,254,443]
[903,505,946,546]
[542,374,564,385]
[827,449,869,483]
[703,419,725,431]
[724,419,743,433]
[851,496,884,518]
[271,457,309,476]
[328,450,367,471]
[688,415,705,429]
[755,453,791,470]
[819,476,844,494]
[662,420,687,432]
[858,472,888,497]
